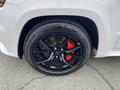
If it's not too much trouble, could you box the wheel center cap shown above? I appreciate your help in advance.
[54,50,62,56]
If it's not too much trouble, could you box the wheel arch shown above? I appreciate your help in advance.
[18,16,99,58]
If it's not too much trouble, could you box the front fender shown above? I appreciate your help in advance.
[16,11,111,58]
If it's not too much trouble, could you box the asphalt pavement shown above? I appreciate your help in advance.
[0,52,119,90]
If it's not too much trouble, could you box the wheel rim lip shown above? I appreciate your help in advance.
[29,31,86,73]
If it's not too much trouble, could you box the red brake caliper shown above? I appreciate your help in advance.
[65,40,75,62]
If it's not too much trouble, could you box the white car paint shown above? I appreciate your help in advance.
[0,0,120,58]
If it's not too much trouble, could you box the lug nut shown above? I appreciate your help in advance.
[78,43,80,45]
[56,56,58,58]
[61,49,63,51]
[54,47,57,50]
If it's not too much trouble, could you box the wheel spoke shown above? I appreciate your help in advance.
[60,54,73,67]
[65,46,80,54]
[40,40,51,50]
[36,53,54,64]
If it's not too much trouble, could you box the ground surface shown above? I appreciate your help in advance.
[0,52,120,90]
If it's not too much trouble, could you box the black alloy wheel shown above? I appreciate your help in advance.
[24,18,91,75]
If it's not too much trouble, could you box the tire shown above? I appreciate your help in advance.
[24,18,91,76]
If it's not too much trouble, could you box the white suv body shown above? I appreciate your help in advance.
[0,0,120,75]
[0,0,119,58]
